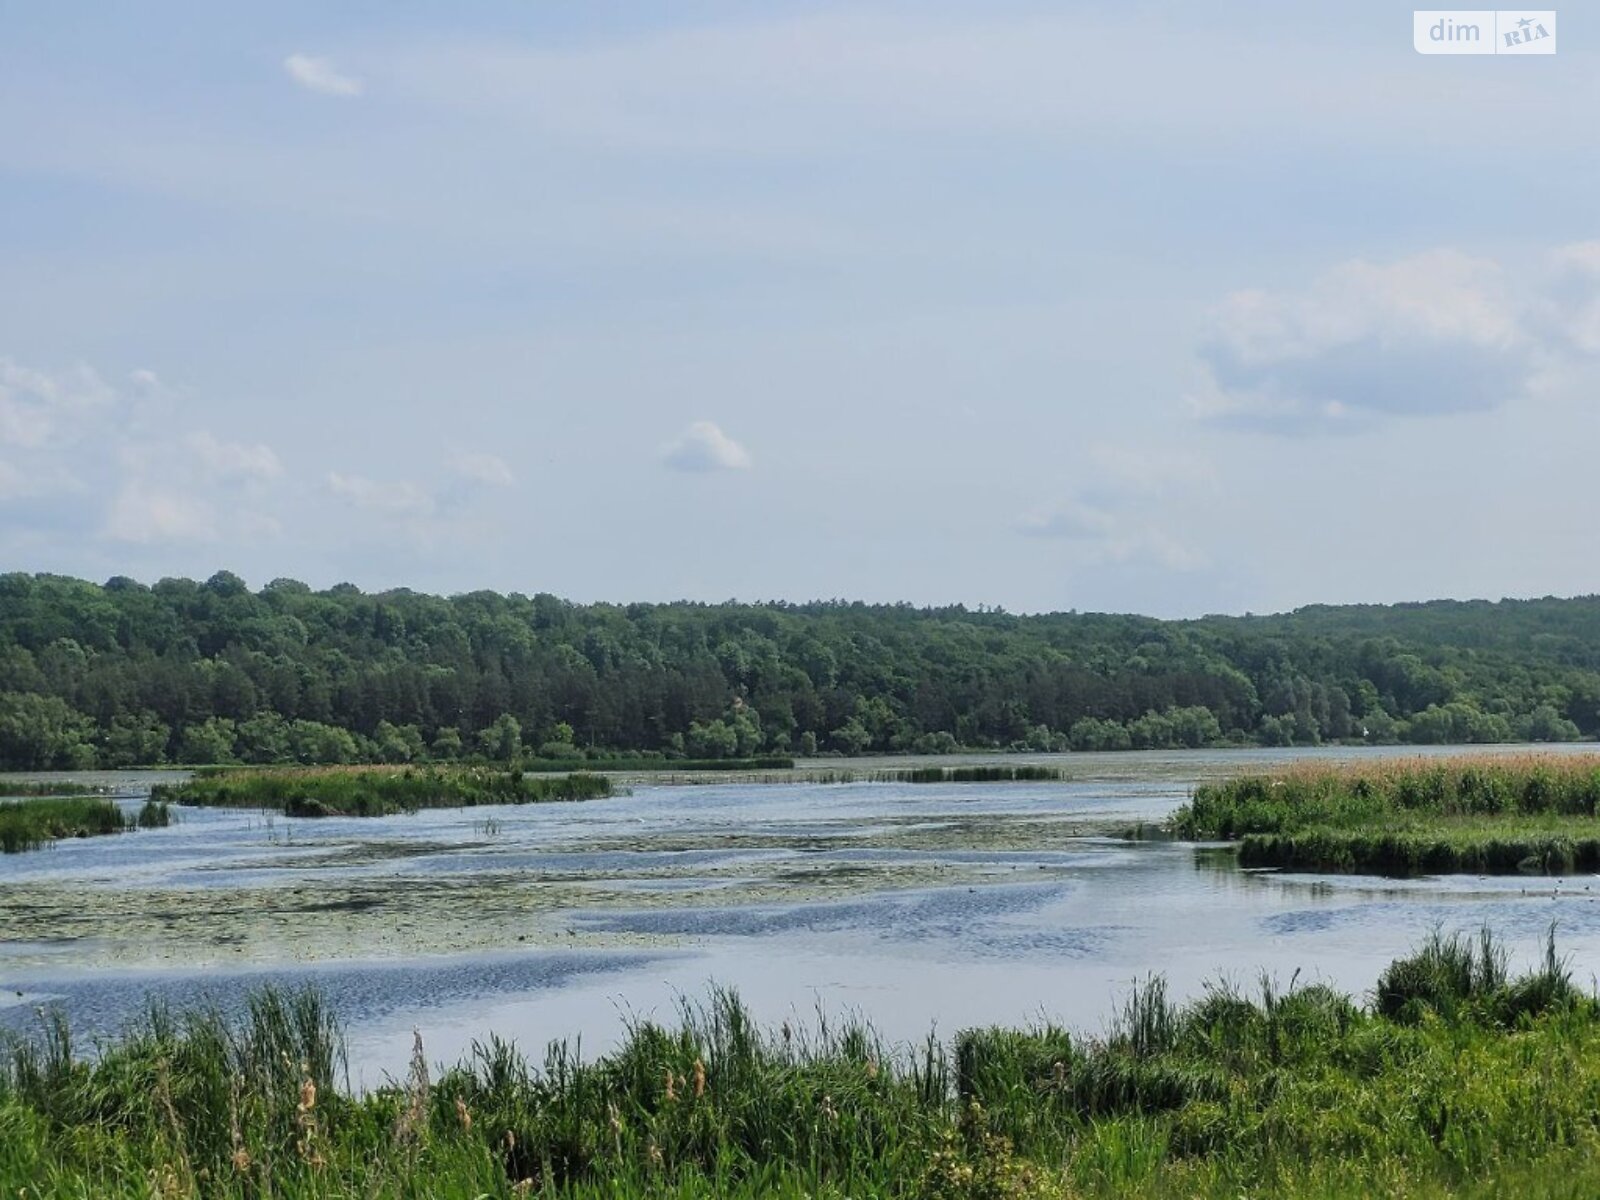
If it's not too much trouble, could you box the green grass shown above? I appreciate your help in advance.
[5,931,1600,1198]
[152,765,614,817]
[0,795,132,853]
[1173,754,1600,875]
[137,797,172,829]
[892,765,1064,784]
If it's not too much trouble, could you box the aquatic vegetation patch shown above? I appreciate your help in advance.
[0,795,139,853]
[523,755,795,773]
[785,764,1068,785]
[152,765,614,817]
[893,764,1065,784]
[1173,754,1600,875]
[4,931,1600,1197]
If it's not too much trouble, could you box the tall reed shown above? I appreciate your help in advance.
[5,932,1598,1197]
[1173,755,1600,875]
[0,795,129,852]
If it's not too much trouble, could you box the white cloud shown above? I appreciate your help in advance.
[98,429,283,545]
[104,481,218,544]
[0,359,293,546]
[283,53,364,98]
[1017,500,1203,571]
[1015,440,1213,573]
[326,471,436,518]
[1541,241,1600,356]
[0,358,116,449]
[185,431,282,484]
[1185,247,1600,434]
[326,457,524,547]
[1016,501,1117,541]
[448,450,515,488]
[660,420,751,472]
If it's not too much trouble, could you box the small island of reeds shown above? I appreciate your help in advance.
[0,794,168,853]
[151,765,614,818]
[1173,753,1600,875]
[2,930,1596,1197]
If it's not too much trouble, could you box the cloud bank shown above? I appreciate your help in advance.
[1190,246,1600,434]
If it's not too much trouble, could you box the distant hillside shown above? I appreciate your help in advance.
[0,572,1595,769]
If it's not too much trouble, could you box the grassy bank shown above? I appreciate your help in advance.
[3,931,1597,1197]
[152,766,614,817]
[1174,754,1600,875]
[0,795,166,853]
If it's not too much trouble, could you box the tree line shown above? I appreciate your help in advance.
[0,571,1595,769]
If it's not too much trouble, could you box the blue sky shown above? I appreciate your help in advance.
[1,2,1595,615]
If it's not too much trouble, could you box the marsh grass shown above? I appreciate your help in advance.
[153,766,614,817]
[0,795,130,853]
[1173,755,1600,875]
[1374,926,1578,1025]
[892,765,1064,784]
[6,932,1600,1198]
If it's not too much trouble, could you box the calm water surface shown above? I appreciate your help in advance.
[4,746,1599,1084]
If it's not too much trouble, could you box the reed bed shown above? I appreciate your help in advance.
[891,765,1064,784]
[152,766,614,818]
[0,795,140,853]
[1173,755,1600,875]
[3,931,1597,1197]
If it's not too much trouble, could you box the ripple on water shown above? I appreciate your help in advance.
[569,879,1105,960]
[0,949,675,1048]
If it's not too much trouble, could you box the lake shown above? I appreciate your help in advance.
[5,744,1600,1085]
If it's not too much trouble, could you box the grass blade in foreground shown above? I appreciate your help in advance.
[1,929,1594,1197]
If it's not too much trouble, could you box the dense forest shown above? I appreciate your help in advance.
[0,571,1596,770]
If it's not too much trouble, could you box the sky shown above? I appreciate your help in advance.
[0,2,1596,617]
